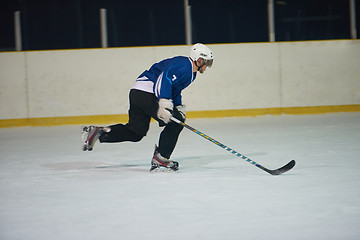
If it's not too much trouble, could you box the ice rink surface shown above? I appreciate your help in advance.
[1,112,359,240]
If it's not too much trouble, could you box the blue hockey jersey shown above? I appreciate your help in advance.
[132,56,196,106]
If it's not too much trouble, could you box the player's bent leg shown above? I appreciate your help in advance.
[157,108,184,158]
[99,124,145,143]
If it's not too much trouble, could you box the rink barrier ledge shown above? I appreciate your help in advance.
[1,104,360,128]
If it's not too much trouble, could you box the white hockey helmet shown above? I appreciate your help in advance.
[189,43,214,68]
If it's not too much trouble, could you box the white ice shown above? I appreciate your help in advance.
[1,113,360,240]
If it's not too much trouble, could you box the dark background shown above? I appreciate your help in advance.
[1,0,359,51]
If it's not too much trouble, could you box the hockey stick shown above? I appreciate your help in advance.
[171,117,295,175]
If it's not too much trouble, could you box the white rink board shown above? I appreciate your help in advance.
[0,52,28,119]
[0,40,359,119]
[280,40,360,107]
[183,43,283,111]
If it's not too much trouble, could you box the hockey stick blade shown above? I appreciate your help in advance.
[256,159,296,175]
[171,117,296,175]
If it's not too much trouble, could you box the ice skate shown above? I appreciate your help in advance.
[150,145,179,171]
[81,126,106,151]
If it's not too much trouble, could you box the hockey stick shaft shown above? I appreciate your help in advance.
[171,117,295,175]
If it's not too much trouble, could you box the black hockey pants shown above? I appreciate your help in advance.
[99,89,184,159]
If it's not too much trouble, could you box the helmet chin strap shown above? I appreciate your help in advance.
[195,58,205,71]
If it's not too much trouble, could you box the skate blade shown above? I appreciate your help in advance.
[150,165,178,172]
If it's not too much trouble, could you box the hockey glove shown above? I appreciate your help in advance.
[176,105,186,121]
[157,98,173,124]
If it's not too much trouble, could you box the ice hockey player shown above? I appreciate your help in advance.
[82,43,214,171]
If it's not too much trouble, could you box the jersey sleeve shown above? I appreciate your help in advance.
[153,66,174,100]
[170,67,188,106]
[154,66,181,99]
[153,57,193,106]
[173,94,182,106]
